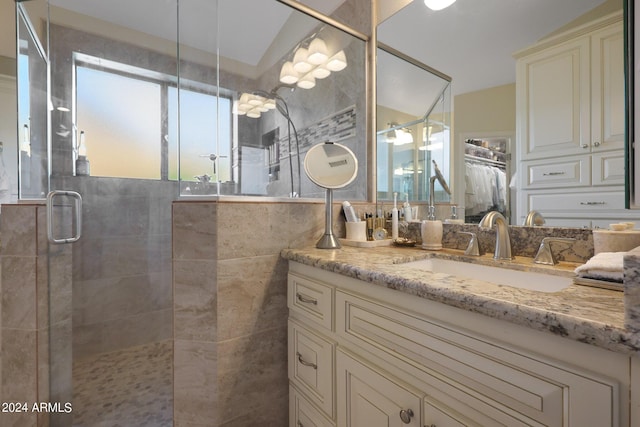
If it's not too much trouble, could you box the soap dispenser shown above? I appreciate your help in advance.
[403,194,412,222]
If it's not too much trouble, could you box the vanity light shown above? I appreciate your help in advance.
[293,48,313,73]
[297,73,316,89]
[311,65,331,79]
[279,61,299,85]
[326,50,347,71]
[280,36,347,90]
[424,0,456,11]
[246,109,261,119]
[234,93,276,118]
[307,38,329,65]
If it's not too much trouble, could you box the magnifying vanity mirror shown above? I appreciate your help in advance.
[377,0,635,228]
[304,141,357,249]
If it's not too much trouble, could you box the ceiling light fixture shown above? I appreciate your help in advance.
[424,0,456,11]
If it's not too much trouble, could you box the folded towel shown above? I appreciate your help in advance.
[574,252,624,283]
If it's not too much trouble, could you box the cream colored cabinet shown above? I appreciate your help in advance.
[336,349,421,427]
[288,261,631,427]
[516,15,624,160]
[515,13,626,225]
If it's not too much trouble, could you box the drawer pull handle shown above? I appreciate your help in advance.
[593,141,601,147]
[296,293,318,305]
[580,201,606,205]
[399,408,414,424]
[297,422,304,427]
[296,352,317,369]
[543,171,565,176]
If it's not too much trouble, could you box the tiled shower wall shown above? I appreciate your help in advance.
[0,204,73,427]
[173,200,330,427]
[58,177,175,359]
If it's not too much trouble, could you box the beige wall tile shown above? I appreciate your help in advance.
[174,259,217,342]
[174,339,217,426]
[2,256,37,329]
[217,255,287,341]
[217,202,290,260]
[0,205,37,257]
[217,326,288,424]
[173,202,217,261]
[2,329,37,402]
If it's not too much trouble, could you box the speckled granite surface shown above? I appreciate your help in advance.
[281,245,640,356]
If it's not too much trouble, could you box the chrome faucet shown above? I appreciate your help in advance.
[523,210,545,226]
[479,211,513,260]
[534,237,575,265]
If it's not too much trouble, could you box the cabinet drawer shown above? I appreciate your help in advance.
[290,385,335,427]
[336,290,616,427]
[592,151,625,186]
[288,273,333,331]
[527,190,625,212]
[523,156,589,188]
[288,320,335,419]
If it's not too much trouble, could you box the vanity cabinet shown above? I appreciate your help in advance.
[287,261,631,427]
[515,12,626,225]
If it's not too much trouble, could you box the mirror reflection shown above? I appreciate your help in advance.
[376,45,452,209]
[378,0,634,227]
[47,0,366,199]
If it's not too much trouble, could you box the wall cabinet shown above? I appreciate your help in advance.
[515,13,626,225]
[287,261,631,427]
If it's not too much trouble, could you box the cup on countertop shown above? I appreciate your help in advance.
[345,221,367,241]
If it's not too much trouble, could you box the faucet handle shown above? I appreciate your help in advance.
[534,237,575,265]
[460,232,481,256]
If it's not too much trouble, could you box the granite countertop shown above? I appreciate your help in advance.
[281,245,640,356]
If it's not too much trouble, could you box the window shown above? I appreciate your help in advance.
[74,55,232,182]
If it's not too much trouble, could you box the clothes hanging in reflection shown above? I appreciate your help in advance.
[465,162,506,216]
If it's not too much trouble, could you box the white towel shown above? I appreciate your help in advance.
[574,252,624,282]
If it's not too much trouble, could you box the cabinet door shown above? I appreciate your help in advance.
[336,349,421,427]
[591,22,625,153]
[517,37,590,160]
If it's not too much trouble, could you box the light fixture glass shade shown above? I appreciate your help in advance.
[234,102,247,116]
[297,73,316,89]
[424,0,456,11]
[248,95,262,106]
[264,99,276,109]
[307,38,329,65]
[326,50,347,71]
[246,109,261,119]
[293,48,312,73]
[311,65,331,79]
[279,61,299,85]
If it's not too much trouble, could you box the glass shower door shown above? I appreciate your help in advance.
[14,1,178,425]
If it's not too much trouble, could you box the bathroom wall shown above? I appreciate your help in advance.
[173,199,335,427]
[0,204,73,427]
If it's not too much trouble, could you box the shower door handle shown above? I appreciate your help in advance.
[47,190,82,244]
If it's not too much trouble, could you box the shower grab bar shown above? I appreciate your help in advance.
[47,190,82,244]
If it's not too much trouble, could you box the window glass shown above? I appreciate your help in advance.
[76,66,162,179]
[168,87,232,183]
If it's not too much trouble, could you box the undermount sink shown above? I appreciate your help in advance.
[403,258,572,293]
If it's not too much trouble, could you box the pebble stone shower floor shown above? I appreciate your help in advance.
[71,340,173,427]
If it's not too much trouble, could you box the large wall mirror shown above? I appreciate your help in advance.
[378,0,635,227]
[17,0,368,200]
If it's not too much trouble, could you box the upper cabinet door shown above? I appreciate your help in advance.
[591,23,625,153]
[517,37,591,160]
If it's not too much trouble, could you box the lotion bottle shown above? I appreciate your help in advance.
[391,192,399,240]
